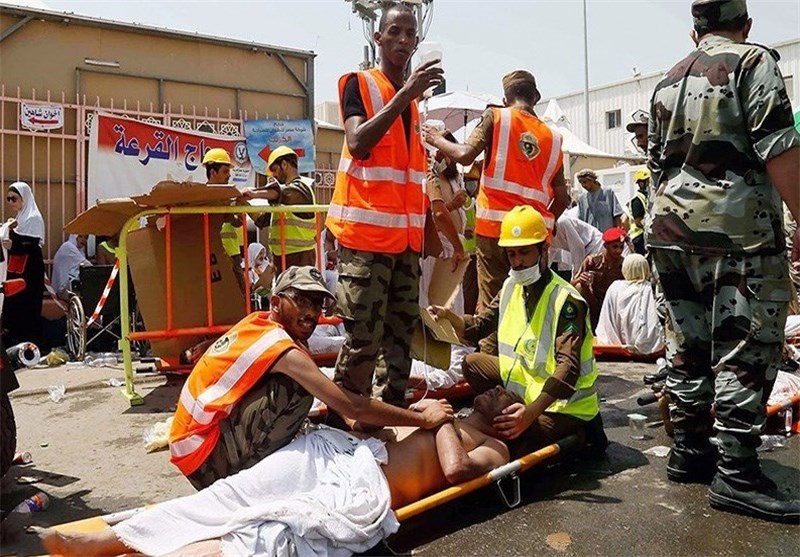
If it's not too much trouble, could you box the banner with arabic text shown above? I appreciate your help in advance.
[88,113,253,203]
[243,119,315,175]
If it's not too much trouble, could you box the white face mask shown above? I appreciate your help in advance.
[508,260,542,286]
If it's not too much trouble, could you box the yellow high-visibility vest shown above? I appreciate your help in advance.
[220,222,244,258]
[628,190,649,240]
[268,176,317,256]
[497,272,599,421]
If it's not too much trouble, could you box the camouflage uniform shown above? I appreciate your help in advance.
[333,247,420,407]
[648,0,799,474]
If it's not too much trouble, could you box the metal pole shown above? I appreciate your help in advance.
[582,0,591,144]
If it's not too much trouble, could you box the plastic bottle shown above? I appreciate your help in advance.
[12,451,32,464]
[13,492,50,514]
[785,408,793,436]
[757,434,788,452]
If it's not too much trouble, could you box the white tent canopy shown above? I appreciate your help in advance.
[422,91,502,133]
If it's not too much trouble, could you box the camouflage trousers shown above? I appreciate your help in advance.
[651,249,791,459]
[333,247,420,407]
[187,373,313,490]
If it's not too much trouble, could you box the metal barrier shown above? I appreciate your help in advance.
[117,203,329,405]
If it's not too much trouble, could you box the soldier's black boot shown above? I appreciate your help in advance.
[666,430,717,484]
[708,457,800,524]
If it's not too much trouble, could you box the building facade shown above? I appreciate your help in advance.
[535,38,799,158]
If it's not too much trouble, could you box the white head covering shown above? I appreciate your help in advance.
[246,243,269,273]
[8,182,45,244]
[622,253,651,282]
[52,235,90,295]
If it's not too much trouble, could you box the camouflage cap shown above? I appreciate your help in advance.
[625,109,649,132]
[273,266,334,300]
[502,70,537,92]
[691,0,748,34]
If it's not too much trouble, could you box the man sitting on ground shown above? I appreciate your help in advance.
[429,206,607,458]
[40,387,517,557]
[572,226,627,330]
[169,266,453,491]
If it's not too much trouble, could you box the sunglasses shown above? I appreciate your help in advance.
[279,289,325,312]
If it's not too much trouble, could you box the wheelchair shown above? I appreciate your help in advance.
[65,265,146,361]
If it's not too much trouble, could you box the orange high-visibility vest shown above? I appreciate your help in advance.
[475,107,563,238]
[325,69,427,254]
[169,313,297,476]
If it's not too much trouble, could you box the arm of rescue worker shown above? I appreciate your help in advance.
[427,172,466,269]
[434,422,510,484]
[426,109,491,166]
[493,295,587,439]
[344,61,444,160]
[630,196,646,225]
[549,170,570,234]
[272,348,453,428]
[426,290,500,346]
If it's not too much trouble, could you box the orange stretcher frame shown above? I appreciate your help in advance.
[766,392,800,433]
[593,343,665,362]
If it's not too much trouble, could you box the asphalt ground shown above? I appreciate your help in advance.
[1,359,798,556]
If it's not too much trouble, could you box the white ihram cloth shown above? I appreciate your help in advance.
[596,280,665,355]
[113,427,398,557]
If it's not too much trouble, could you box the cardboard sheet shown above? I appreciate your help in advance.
[410,307,462,370]
[427,255,470,308]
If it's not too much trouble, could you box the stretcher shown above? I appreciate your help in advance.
[592,343,665,362]
[42,435,582,549]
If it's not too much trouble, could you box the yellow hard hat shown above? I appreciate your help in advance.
[202,148,231,166]
[633,168,651,182]
[266,146,298,176]
[498,205,549,247]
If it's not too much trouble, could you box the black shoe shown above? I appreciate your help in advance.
[583,414,609,457]
[666,449,718,484]
[643,368,668,385]
[709,472,800,524]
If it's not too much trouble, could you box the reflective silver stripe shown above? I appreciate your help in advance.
[362,71,384,115]
[338,158,424,186]
[498,340,517,360]
[169,433,206,458]
[268,238,316,248]
[494,108,512,179]
[567,385,597,404]
[476,206,554,228]
[532,285,564,372]
[328,203,425,230]
[179,328,291,426]
[541,129,563,188]
[482,175,551,206]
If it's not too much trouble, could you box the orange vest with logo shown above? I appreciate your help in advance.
[325,69,427,254]
[169,313,296,476]
[475,107,563,238]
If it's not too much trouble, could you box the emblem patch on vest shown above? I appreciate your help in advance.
[518,132,540,160]
[210,331,239,356]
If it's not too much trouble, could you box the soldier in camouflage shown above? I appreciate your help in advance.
[648,0,800,523]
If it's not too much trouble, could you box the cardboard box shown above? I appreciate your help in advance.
[64,181,247,359]
[410,307,461,370]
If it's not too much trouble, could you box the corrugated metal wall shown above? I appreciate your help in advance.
[538,39,799,157]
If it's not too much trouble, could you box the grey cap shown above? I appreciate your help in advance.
[273,266,334,300]
[626,109,649,132]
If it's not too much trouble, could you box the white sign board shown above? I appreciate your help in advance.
[20,103,64,131]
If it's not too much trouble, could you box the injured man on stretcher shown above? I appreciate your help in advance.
[41,387,518,557]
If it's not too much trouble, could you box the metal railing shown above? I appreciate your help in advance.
[117,203,329,405]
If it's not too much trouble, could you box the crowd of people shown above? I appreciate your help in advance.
[6,0,798,554]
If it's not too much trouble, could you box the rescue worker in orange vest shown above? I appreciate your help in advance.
[427,206,607,458]
[426,70,570,354]
[324,3,444,411]
[169,266,454,489]
[203,147,246,292]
